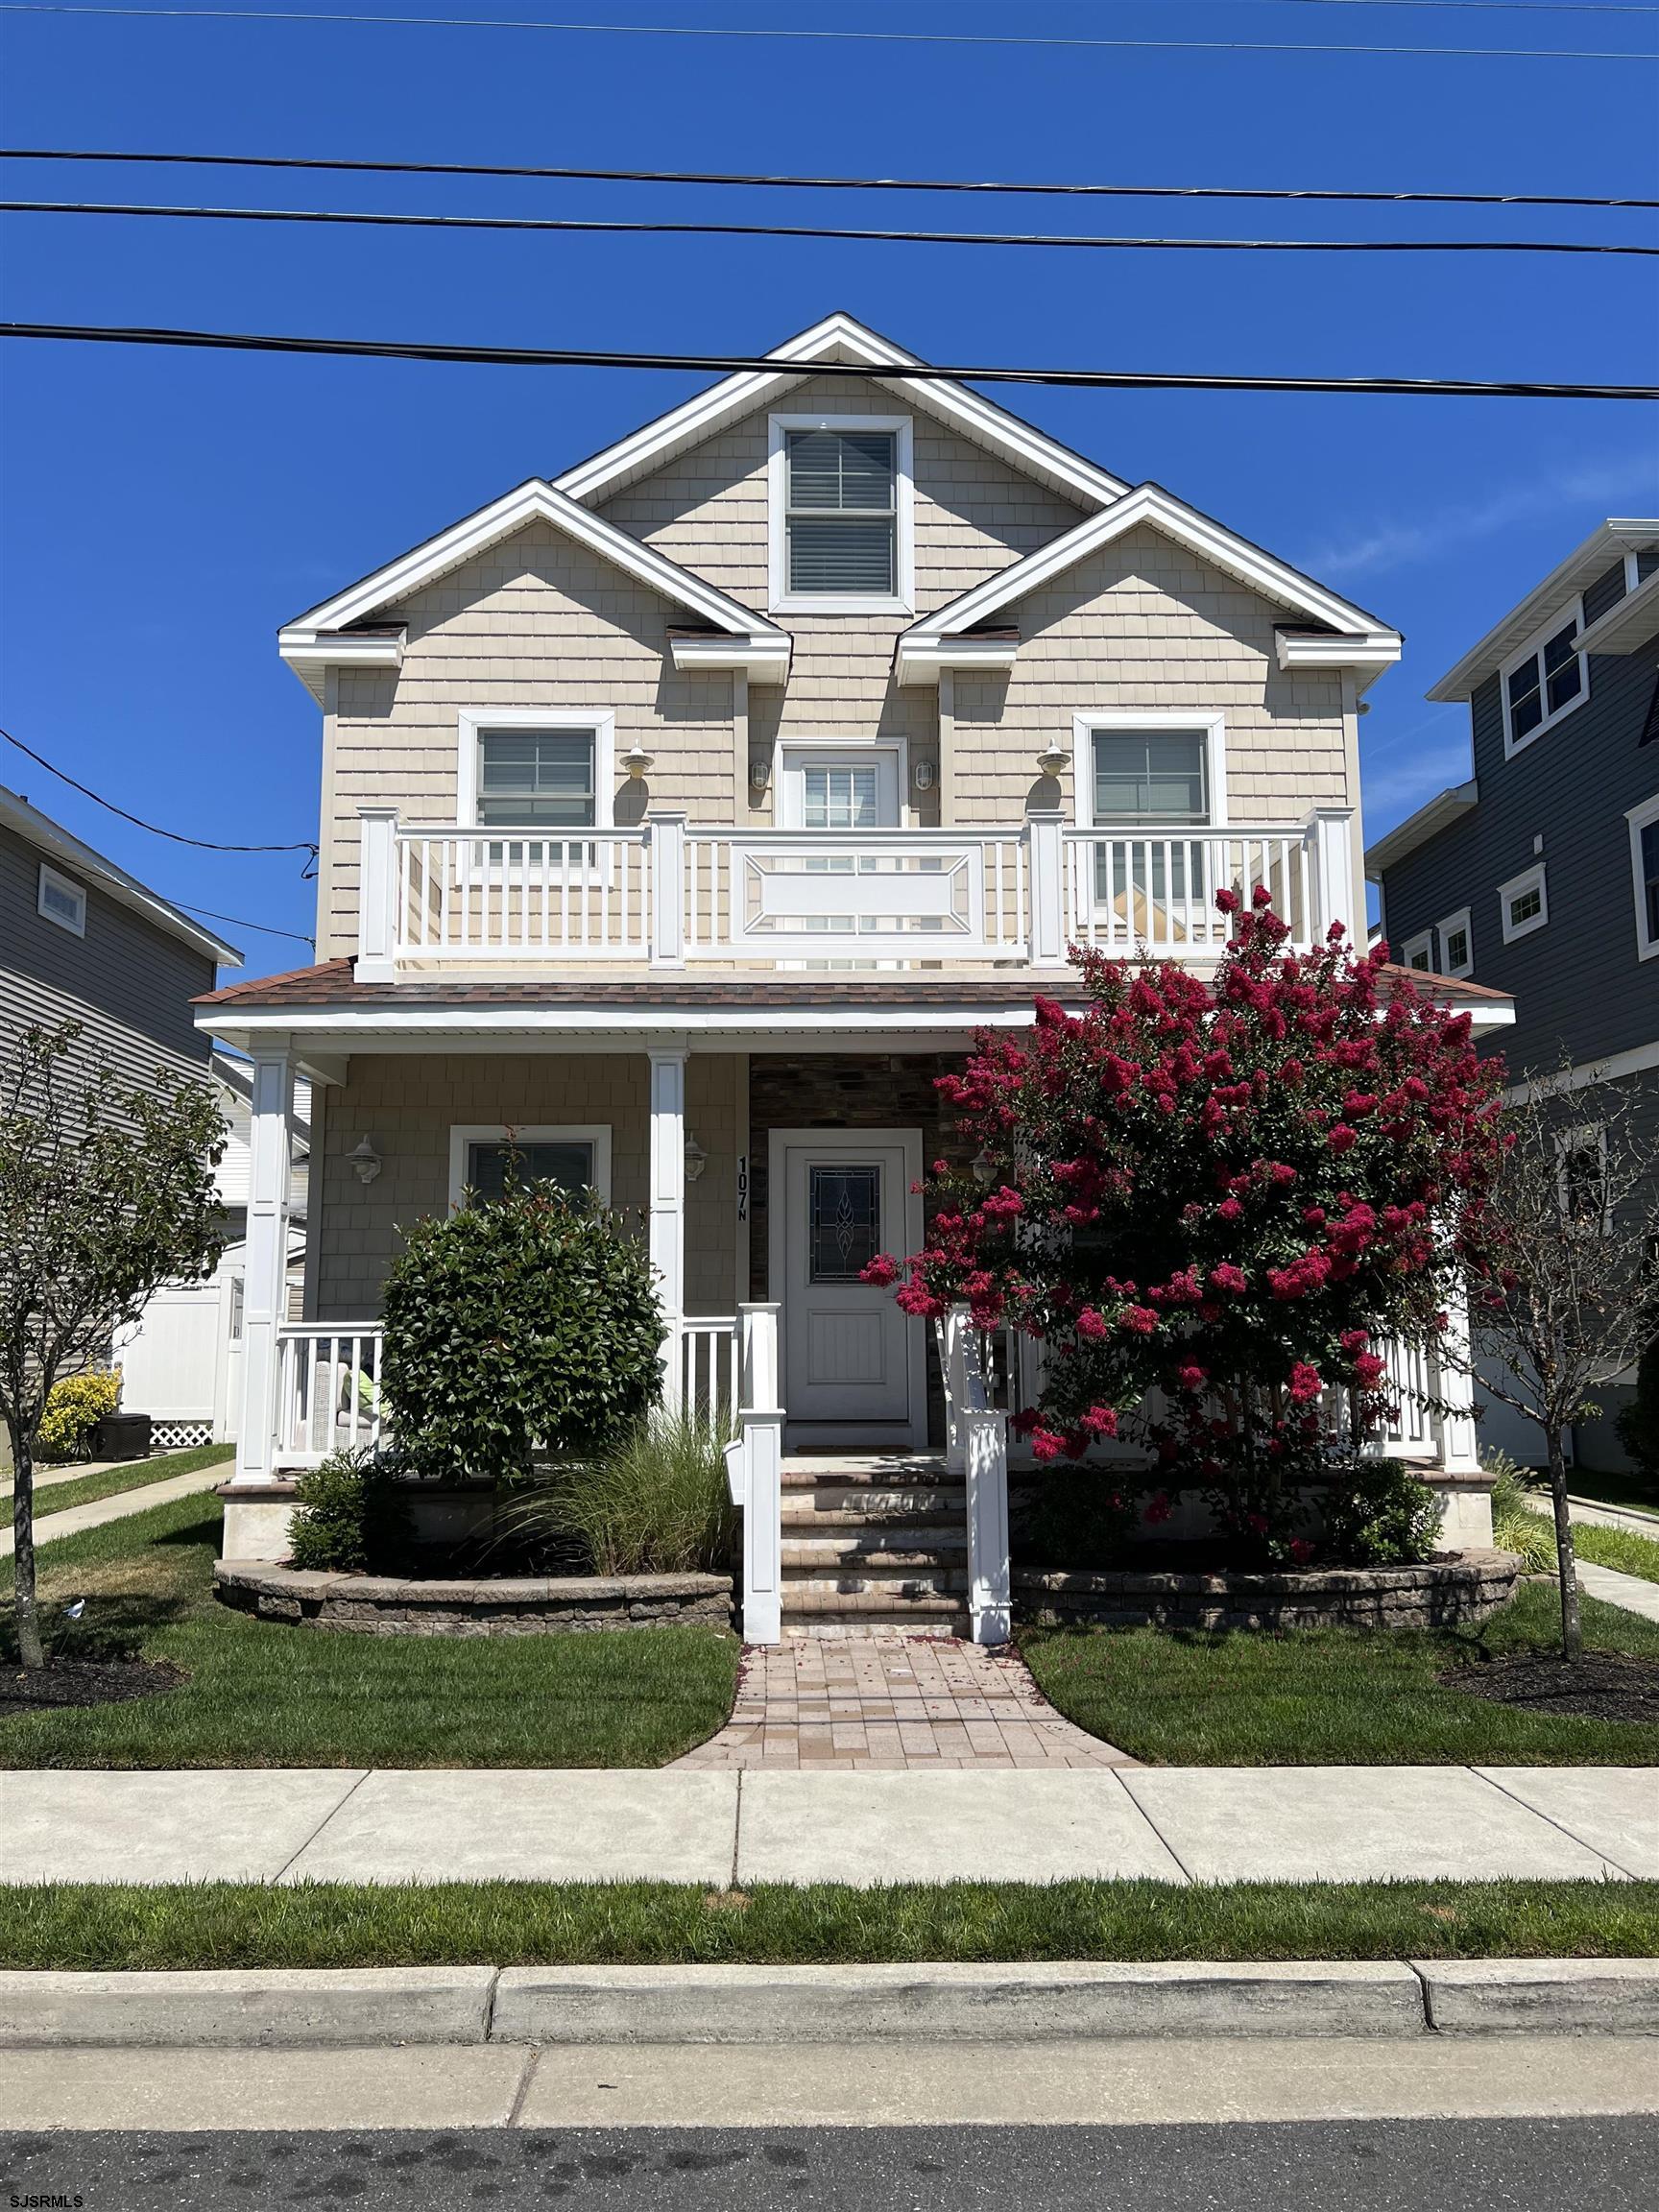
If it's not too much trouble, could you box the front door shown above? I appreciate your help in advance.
[774,1130,924,1446]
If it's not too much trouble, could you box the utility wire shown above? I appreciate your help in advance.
[0,5,1650,64]
[5,149,1654,214]
[176,900,314,948]
[0,726,319,855]
[9,198,1657,257]
[4,323,1653,399]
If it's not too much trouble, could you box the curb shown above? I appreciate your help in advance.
[0,1960,1654,2046]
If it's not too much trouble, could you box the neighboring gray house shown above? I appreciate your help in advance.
[1,783,242,1454]
[1366,518,1659,1467]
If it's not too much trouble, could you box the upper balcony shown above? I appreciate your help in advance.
[353,805,1358,982]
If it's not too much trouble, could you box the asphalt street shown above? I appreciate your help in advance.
[2,2120,1656,2211]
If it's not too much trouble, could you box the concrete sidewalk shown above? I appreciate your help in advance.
[0,1461,227,1560]
[0,1764,1651,1887]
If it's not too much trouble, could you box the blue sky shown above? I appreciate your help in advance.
[2,0,1656,981]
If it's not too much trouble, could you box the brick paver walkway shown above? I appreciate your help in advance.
[675,1635,1137,1769]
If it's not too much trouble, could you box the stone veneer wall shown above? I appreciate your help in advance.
[1015,1551,1519,1633]
[215,1560,733,1636]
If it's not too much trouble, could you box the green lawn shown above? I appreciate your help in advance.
[1564,1465,1659,1518]
[0,1490,738,1768]
[0,1876,1651,1972]
[24,1443,234,1522]
[1022,1583,1659,1766]
[1572,1520,1659,1586]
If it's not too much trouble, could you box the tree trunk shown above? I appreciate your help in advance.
[7,1418,45,1671]
[1546,1425,1582,1662]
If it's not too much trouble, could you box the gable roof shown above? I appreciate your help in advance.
[1426,518,1659,703]
[553,311,1130,513]
[1,783,241,967]
[278,478,785,700]
[897,481,1401,684]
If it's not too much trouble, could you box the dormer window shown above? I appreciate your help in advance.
[1502,603,1587,755]
[769,415,913,613]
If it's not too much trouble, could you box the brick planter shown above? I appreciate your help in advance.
[214,1560,733,1636]
[1015,1549,1519,1633]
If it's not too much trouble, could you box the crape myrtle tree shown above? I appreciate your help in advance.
[863,890,1508,1562]
[0,1023,226,1668]
[1467,1070,1659,1658]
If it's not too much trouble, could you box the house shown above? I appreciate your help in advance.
[1367,518,1659,1469]
[0,782,242,1455]
[196,312,1513,1638]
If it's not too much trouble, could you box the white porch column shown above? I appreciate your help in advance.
[234,1043,294,1484]
[961,1320,1012,1646]
[1431,1265,1491,1547]
[1310,807,1357,946]
[649,1041,688,1403]
[735,1301,783,1645]
[1026,807,1066,967]
[356,806,399,983]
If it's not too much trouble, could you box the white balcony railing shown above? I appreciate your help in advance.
[357,806,1356,975]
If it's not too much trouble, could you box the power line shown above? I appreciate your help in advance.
[5,147,1653,215]
[11,196,1656,257]
[175,900,314,948]
[0,5,1651,64]
[4,322,1653,399]
[0,725,319,854]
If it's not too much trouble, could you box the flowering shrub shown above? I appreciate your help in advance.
[865,892,1506,1562]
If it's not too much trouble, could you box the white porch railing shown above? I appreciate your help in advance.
[276,1325,385,1469]
[675,1317,740,1423]
[359,805,1356,973]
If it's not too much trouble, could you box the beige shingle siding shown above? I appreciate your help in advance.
[312,1050,739,1318]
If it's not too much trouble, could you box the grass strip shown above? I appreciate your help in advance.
[27,1444,234,1522]
[1572,1520,1659,1587]
[0,1878,1651,1972]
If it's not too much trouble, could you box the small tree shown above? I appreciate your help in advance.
[381,1179,663,1483]
[0,1023,226,1668]
[865,893,1508,1562]
[1467,1070,1659,1657]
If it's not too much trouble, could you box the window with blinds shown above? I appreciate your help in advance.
[475,727,597,864]
[784,427,898,597]
[1088,728,1212,910]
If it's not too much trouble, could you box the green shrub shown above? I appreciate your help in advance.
[34,1369,121,1463]
[1316,1457,1443,1566]
[1614,1334,1659,1480]
[1484,1449,1556,1573]
[380,1183,663,1484]
[287,1446,415,1575]
[1012,1466,1143,1571]
[499,1408,736,1576]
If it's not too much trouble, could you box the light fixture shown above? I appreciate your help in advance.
[684,1135,708,1184]
[348,1136,382,1186]
[621,744,655,780]
[1035,742,1070,778]
[749,757,770,792]
[913,758,937,792]
[971,1147,998,1188]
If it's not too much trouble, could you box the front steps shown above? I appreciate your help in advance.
[779,1451,970,1639]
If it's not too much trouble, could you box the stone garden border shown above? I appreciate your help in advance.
[1015,1549,1519,1632]
[214,1560,733,1636]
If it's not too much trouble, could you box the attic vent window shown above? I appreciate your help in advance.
[770,416,913,612]
[37,862,86,937]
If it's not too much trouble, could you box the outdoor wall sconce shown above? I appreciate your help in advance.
[684,1135,708,1184]
[348,1136,382,1187]
[971,1147,998,1188]
[749,757,770,791]
[621,744,655,780]
[1035,743,1070,778]
[913,758,937,792]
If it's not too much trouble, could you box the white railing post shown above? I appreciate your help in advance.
[356,806,399,982]
[962,1322,1012,1646]
[1310,807,1356,948]
[648,810,687,969]
[648,1043,687,1405]
[939,1305,970,1477]
[233,1045,293,1487]
[735,1302,783,1645]
[1026,807,1066,967]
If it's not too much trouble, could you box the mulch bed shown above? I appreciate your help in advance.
[0,1656,186,1717]
[1441,1651,1659,1726]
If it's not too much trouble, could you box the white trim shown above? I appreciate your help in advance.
[1576,561,1659,658]
[1499,860,1550,943]
[1628,790,1659,962]
[767,1123,926,1447]
[276,630,404,704]
[903,482,1398,659]
[894,636,1020,686]
[1274,628,1403,675]
[1499,597,1589,757]
[1429,518,1659,702]
[455,707,616,836]
[36,860,87,937]
[767,412,915,614]
[1363,780,1479,879]
[669,633,792,684]
[1503,1038,1659,1100]
[772,734,908,830]
[1401,929,1434,974]
[283,479,783,650]
[446,1122,613,1210]
[552,311,1129,513]
[1071,710,1230,833]
[1437,905,1474,979]
[0,784,239,965]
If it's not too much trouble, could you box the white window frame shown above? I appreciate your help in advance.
[1071,711,1230,833]
[773,734,908,830]
[1401,928,1435,974]
[1499,860,1550,944]
[36,861,87,937]
[1627,789,1659,962]
[1499,598,1589,757]
[455,708,614,880]
[1436,906,1474,979]
[447,1123,613,1211]
[767,413,915,615]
